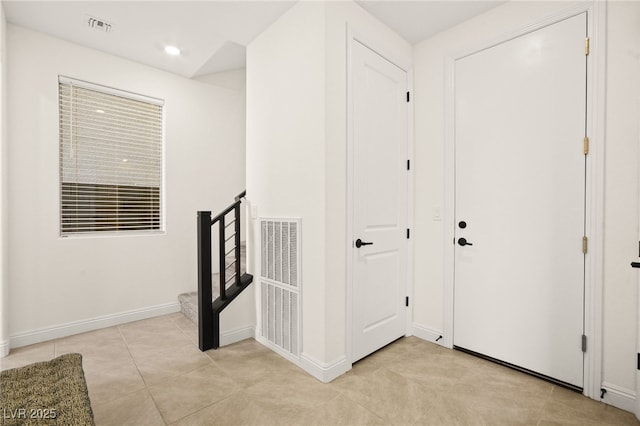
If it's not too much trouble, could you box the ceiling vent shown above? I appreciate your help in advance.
[87,16,112,33]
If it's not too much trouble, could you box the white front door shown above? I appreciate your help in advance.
[454,13,587,388]
[351,40,408,363]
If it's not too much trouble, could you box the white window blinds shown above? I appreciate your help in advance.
[59,77,164,235]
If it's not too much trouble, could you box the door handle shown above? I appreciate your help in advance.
[355,239,373,248]
[458,238,473,246]
[631,262,640,268]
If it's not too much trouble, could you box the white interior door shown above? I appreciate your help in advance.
[351,40,408,363]
[636,262,640,419]
[454,14,587,388]
[635,179,640,419]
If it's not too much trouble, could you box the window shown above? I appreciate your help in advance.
[58,77,164,235]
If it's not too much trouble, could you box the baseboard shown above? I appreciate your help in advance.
[0,340,8,358]
[255,335,351,383]
[9,302,181,349]
[601,382,636,413]
[299,353,350,383]
[412,323,446,347]
[220,325,255,347]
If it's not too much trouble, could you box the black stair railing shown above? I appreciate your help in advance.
[197,191,253,351]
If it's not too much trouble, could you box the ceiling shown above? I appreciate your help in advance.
[357,1,504,45]
[4,1,504,79]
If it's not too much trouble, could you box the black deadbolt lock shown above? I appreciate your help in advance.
[458,221,467,229]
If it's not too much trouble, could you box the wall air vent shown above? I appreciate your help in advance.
[259,218,301,358]
[87,16,112,33]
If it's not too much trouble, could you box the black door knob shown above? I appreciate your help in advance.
[458,238,473,246]
[355,239,374,248]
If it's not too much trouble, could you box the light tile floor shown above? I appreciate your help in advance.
[1,313,638,425]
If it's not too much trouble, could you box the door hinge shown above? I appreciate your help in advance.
[407,159,410,170]
[637,353,640,370]
[405,296,409,307]
[584,136,589,155]
[582,236,588,254]
[406,91,410,102]
[581,334,587,352]
[585,37,590,56]
[407,229,410,239]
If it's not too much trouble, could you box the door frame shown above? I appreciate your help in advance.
[346,25,414,366]
[442,2,606,400]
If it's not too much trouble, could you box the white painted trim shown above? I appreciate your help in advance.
[448,3,598,61]
[299,353,350,383]
[443,1,605,399]
[582,0,606,403]
[58,75,164,106]
[257,334,350,383]
[601,382,636,414]
[345,24,356,373]
[9,302,180,348]
[0,340,9,358]
[406,66,415,337]
[442,54,455,351]
[412,323,445,346]
[253,276,263,342]
[220,325,255,348]
[345,25,412,366]
[347,24,412,73]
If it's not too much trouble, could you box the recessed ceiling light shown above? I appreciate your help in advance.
[95,109,105,114]
[164,45,181,56]
[122,159,128,163]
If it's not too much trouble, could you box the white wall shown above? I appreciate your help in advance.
[247,0,411,376]
[0,1,8,357]
[194,68,252,338]
[195,67,248,246]
[247,1,328,364]
[7,25,251,347]
[195,68,246,92]
[413,0,640,406]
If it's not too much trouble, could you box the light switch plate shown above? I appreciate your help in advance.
[433,206,442,221]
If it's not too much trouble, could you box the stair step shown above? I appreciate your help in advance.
[177,273,223,324]
[178,243,246,324]
[177,291,199,324]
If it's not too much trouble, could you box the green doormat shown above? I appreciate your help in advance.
[0,353,95,425]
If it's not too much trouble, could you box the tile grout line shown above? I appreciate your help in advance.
[116,315,232,425]
[116,323,168,426]
[142,356,219,391]
[9,317,638,425]
[166,390,243,425]
[134,342,216,376]
[147,345,252,424]
[536,383,557,426]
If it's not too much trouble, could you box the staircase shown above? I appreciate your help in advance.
[179,192,253,351]
[178,244,246,323]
